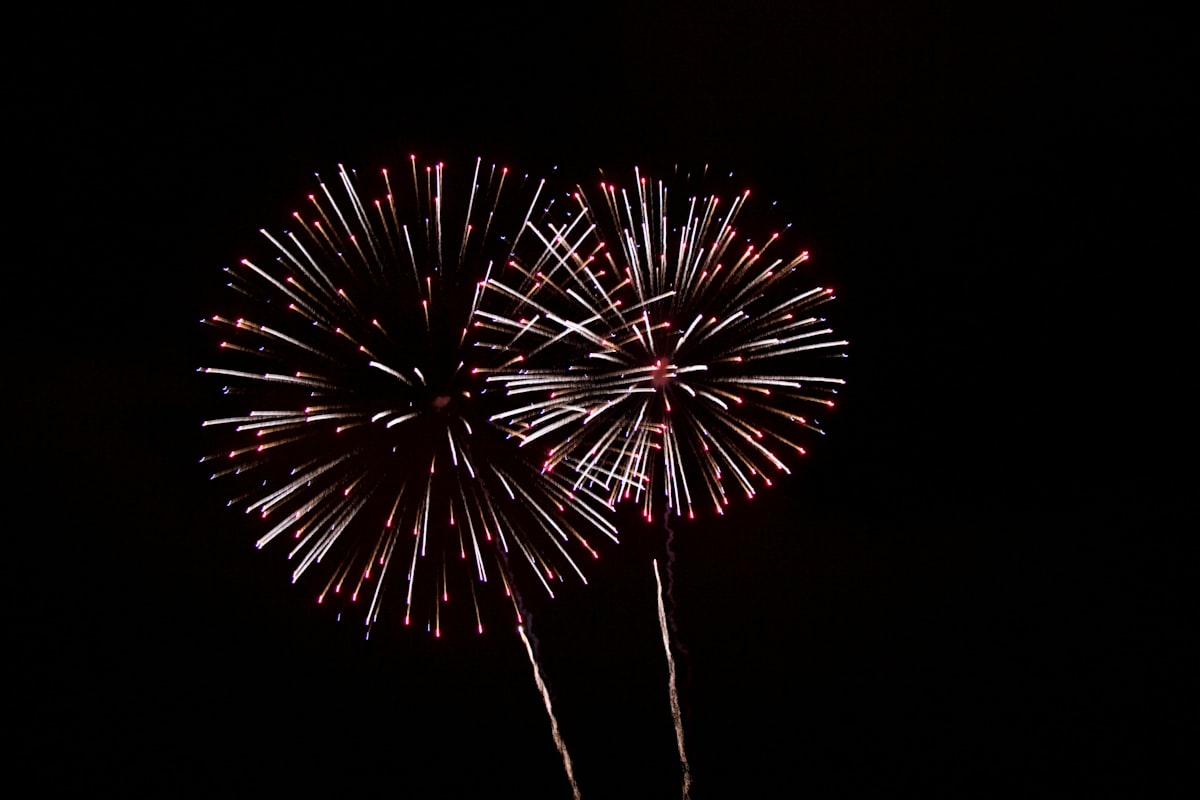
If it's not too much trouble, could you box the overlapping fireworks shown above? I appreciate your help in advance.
[201,158,846,639]
[200,157,847,800]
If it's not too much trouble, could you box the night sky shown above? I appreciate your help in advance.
[14,4,1188,798]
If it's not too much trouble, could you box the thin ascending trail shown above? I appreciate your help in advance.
[654,557,692,800]
[518,624,581,800]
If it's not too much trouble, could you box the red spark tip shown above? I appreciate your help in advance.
[478,625,484,634]
[826,401,835,407]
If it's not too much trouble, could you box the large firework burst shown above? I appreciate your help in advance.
[199,157,618,638]
[477,167,847,521]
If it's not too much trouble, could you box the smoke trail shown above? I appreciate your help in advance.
[662,516,690,663]
[654,558,692,800]
[518,622,581,800]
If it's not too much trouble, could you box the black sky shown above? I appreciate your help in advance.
[12,4,1189,798]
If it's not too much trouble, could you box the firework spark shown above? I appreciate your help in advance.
[477,167,847,521]
[199,157,618,638]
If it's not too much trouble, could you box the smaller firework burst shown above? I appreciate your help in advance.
[476,167,847,521]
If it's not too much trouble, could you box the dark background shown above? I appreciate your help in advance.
[12,3,1189,797]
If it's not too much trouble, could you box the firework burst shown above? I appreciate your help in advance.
[199,157,618,638]
[477,166,848,521]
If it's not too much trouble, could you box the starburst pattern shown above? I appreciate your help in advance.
[199,157,618,637]
[477,167,847,521]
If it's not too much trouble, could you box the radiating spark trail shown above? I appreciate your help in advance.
[518,623,581,800]
[654,558,691,800]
